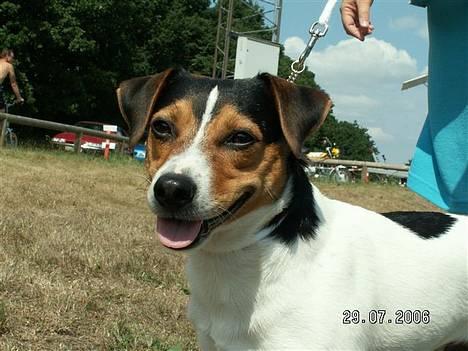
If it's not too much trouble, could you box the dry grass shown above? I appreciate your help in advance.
[0,148,439,350]
[316,180,440,213]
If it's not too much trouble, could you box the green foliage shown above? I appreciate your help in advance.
[277,49,318,88]
[0,0,378,160]
[305,113,378,161]
[1,0,215,124]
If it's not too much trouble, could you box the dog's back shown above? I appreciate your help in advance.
[188,186,468,350]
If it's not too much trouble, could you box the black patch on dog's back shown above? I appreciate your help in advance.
[382,211,456,239]
[268,159,319,244]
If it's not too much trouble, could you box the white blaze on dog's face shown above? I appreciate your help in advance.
[117,69,331,252]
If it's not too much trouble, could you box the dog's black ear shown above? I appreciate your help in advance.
[116,68,174,146]
[259,73,332,158]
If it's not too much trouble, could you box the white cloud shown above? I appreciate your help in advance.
[283,36,428,163]
[334,94,379,108]
[304,38,417,88]
[283,36,305,58]
[332,94,380,119]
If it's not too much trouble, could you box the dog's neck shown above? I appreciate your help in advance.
[267,158,320,244]
[186,161,324,324]
[188,158,321,260]
[194,158,320,254]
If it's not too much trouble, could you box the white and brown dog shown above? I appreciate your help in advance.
[117,69,468,351]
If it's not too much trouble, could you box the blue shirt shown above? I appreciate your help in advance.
[407,0,468,213]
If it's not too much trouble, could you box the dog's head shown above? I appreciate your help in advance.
[117,69,331,252]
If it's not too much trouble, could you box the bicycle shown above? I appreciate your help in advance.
[1,101,19,147]
[306,137,350,183]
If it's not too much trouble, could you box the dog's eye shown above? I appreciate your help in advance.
[224,131,256,149]
[151,119,174,139]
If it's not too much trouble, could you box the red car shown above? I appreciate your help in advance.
[51,121,128,152]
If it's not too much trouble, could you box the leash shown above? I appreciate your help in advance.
[287,0,338,83]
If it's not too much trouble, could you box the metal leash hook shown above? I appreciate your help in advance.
[287,0,337,83]
[288,22,329,82]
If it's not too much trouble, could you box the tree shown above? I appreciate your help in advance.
[0,0,215,124]
[0,0,378,160]
[305,114,378,161]
[277,48,318,88]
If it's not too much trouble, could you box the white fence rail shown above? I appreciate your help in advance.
[0,112,129,153]
[308,157,409,182]
[0,112,412,175]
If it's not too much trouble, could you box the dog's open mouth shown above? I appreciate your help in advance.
[155,191,253,250]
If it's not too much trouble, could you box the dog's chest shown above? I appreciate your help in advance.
[186,249,278,347]
[185,244,336,349]
[186,257,347,350]
[188,296,258,349]
[187,280,298,350]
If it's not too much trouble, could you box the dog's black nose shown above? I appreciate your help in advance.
[154,173,197,210]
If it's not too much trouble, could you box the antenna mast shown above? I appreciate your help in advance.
[212,0,283,79]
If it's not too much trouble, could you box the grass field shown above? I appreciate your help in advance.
[0,148,440,350]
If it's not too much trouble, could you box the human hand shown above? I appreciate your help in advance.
[340,0,374,41]
[16,97,24,104]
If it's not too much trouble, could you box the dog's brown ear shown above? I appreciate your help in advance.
[260,73,332,158]
[116,68,174,146]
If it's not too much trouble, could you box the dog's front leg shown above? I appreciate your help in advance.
[197,330,218,351]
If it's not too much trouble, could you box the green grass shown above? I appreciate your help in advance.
[109,319,181,351]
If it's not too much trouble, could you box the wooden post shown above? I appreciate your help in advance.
[74,132,83,153]
[361,165,369,183]
[103,131,111,160]
[102,125,118,160]
[0,118,8,148]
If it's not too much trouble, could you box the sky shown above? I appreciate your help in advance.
[277,0,430,163]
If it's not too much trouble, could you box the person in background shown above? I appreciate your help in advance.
[0,48,24,112]
[340,0,468,214]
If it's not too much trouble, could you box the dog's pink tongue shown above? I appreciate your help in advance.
[156,217,202,249]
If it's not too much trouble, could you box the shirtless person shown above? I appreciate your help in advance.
[0,48,24,112]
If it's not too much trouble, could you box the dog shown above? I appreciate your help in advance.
[117,68,468,351]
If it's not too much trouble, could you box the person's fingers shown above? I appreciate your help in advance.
[357,0,373,28]
[340,1,364,40]
[358,26,372,40]
[343,16,363,39]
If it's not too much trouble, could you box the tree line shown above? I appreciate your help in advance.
[0,0,377,160]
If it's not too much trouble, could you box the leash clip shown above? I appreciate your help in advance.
[309,21,329,37]
[287,0,337,83]
[287,26,322,83]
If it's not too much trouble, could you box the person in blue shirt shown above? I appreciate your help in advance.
[340,0,467,214]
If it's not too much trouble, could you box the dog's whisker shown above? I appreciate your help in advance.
[263,185,277,201]
[130,172,152,185]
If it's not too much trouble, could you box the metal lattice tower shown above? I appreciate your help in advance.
[212,0,283,79]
